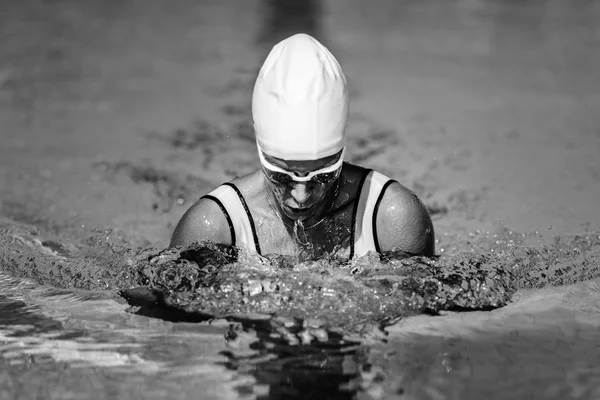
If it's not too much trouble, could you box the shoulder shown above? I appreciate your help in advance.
[169,194,232,248]
[374,179,435,256]
[169,172,265,248]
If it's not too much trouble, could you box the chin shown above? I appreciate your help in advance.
[282,204,314,220]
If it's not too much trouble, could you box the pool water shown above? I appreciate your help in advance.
[1,216,600,399]
[2,0,600,399]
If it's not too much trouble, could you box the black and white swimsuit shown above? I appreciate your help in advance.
[202,170,395,259]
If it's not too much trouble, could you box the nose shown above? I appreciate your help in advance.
[290,183,311,207]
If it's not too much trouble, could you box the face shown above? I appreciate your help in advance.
[260,148,344,220]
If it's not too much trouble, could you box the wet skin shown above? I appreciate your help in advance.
[170,150,436,258]
[262,149,343,226]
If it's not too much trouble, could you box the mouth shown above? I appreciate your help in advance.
[283,204,313,217]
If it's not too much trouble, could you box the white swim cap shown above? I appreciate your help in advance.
[252,33,348,161]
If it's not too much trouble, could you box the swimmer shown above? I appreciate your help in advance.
[171,33,435,260]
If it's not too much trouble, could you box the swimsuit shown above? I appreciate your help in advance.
[202,169,395,259]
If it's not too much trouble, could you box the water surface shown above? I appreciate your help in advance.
[1,0,600,399]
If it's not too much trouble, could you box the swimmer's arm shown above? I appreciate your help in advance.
[375,181,435,257]
[169,197,233,248]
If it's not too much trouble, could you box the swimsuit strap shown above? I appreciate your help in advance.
[201,183,261,254]
[201,194,236,245]
[352,170,395,258]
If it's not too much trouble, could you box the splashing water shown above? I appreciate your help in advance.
[2,218,600,335]
[2,218,600,399]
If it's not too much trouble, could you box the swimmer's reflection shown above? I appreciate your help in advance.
[220,318,367,400]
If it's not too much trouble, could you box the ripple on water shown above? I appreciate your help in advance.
[563,280,600,314]
[0,274,160,371]
[372,301,600,400]
[0,268,239,400]
[2,216,600,398]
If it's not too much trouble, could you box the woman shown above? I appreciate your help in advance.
[170,33,434,261]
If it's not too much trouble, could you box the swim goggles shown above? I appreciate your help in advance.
[258,147,345,185]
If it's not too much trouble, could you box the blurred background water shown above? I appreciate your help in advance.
[1,0,600,399]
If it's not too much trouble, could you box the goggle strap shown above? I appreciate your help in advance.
[257,146,345,183]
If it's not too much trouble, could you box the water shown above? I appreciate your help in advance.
[0,261,368,400]
[1,217,600,400]
[1,0,600,398]
[0,272,242,399]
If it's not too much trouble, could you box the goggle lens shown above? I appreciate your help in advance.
[258,147,345,186]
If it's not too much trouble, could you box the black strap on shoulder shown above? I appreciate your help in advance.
[372,179,396,253]
[349,169,373,260]
[201,194,236,246]
[222,182,262,255]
